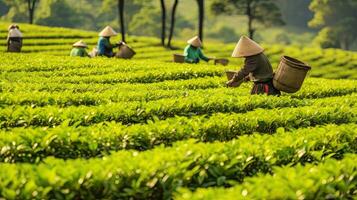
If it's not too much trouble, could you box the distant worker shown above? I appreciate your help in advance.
[97,26,118,57]
[70,40,90,57]
[7,24,23,53]
[184,36,211,64]
[226,36,280,96]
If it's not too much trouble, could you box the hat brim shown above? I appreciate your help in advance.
[232,50,264,58]
[73,45,88,48]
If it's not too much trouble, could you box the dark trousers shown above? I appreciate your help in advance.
[251,79,281,96]
[7,38,22,52]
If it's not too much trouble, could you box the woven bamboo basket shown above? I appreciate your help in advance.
[214,58,229,66]
[116,45,136,59]
[173,54,185,63]
[273,56,311,93]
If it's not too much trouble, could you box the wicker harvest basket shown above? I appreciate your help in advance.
[173,54,185,63]
[214,58,229,66]
[116,45,136,59]
[273,56,311,93]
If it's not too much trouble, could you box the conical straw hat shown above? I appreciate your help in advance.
[73,40,88,48]
[8,29,23,38]
[99,26,117,37]
[8,24,19,31]
[232,36,264,58]
[187,36,202,48]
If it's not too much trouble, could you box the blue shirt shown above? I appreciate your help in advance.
[97,37,116,57]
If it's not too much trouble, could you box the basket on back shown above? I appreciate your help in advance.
[116,44,136,59]
[273,56,311,93]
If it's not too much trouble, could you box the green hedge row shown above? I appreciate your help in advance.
[1,104,356,163]
[177,154,357,200]
[4,67,222,84]
[0,124,356,199]
[1,76,224,93]
[1,93,356,128]
[1,78,356,107]
[0,53,219,73]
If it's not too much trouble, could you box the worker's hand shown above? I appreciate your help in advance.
[226,79,235,87]
[243,75,250,82]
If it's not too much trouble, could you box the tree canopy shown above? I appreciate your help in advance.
[210,0,284,39]
[1,0,357,50]
[309,0,357,50]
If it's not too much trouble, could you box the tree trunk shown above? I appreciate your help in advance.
[341,38,349,50]
[118,0,126,42]
[27,0,37,24]
[246,0,255,39]
[160,0,166,46]
[197,0,204,43]
[167,0,179,48]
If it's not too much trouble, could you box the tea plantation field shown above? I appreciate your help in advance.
[0,22,357,199]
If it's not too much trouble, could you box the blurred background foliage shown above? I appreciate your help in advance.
[0,0,356,50]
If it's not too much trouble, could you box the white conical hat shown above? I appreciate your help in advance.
[187,36,202,47]
[73,40,88,48]
[8,29,23,38]
[8,24,19,31]
[99,26,117,37]
[232,36,264,58]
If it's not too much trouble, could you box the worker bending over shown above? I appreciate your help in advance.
[184,36,211,64]
[97,26,118,57]
[227,36,280,96]
[70,40,90,57]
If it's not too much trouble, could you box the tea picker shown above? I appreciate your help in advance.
[182,36,210,64]
[7,24,23,53]
[226,36,311,95]
[70,40,90,57]
[95,26,119,57]
[226,36,281,95]
[172,36,229,66]
[89,26,135,59]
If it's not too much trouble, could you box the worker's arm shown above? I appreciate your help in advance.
[184,57,195,63]
[118,41,125,48]
[233,57,257,82]
[227,57,257,87]
[103,38,117,49]
[198,48,209,62]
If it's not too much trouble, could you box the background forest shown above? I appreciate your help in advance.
[1,0,357,50]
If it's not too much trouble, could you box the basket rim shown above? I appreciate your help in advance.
[122,45,136,55]
[281,55,311,70]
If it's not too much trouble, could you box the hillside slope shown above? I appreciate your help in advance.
[1,22,357,79]
[0,23,357,199]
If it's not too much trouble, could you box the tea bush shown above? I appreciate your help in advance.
[0,22,357,199]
